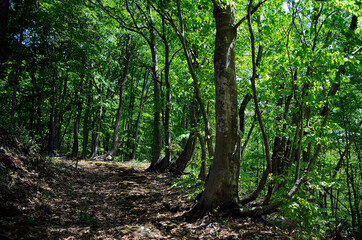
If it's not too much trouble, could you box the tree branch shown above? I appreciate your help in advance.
[240,0,271,205]
[235,0,267,29]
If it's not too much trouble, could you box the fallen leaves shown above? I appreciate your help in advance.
[1,158,294,239]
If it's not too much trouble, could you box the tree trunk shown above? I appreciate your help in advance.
[239,94,252,138]
[90,89,109,159]
[169,100,197,174]
[104,36,132,157]
[71,116,80,157]
[174,0,214,158]
[149,19,172,171]
[71,76,85,158]
[55,73,69,150]
[130,70,150,161]
[29,71,37,136]
[10,29,23,124]
[188,3,240,218]
[90,114,102,158]
[47,75,57,154]
[0,0,10,70]
[161,22,172,169]
[82,95,91,158]
[147,7,163,170]
[240,1,272,205]
[169,134,196,175]
[196,131,207,181]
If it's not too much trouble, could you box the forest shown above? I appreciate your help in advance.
[0,0,361,239]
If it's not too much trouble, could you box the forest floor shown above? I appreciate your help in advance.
[1,158,295,239]
[0,129,294,239]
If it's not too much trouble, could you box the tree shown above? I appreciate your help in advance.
[0,0,10,74]
[0,0,361,235]
[188,1,242,218]
[94,35,134,159]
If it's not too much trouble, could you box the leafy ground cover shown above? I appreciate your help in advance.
[0,128,296,239]
[1,158,294,239]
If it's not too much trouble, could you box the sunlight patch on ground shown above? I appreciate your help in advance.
[83,159,149,171]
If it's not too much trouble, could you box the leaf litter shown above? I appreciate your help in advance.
[0,128,293,239]
[1,158,294,239]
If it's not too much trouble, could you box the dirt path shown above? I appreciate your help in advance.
[1,160,292,239]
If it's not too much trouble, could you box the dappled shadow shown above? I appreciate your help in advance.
[1,160,292,239]
[2,160,189,239]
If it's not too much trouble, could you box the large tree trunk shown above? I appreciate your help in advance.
[188,3,240,218]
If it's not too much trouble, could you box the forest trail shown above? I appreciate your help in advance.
[1,159,292,239]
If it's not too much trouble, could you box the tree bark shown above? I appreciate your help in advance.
[187,3,240,219]
[71,116,80,157]
[55,72,69,150]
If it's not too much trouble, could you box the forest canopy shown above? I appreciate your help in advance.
[0,0,361,238]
